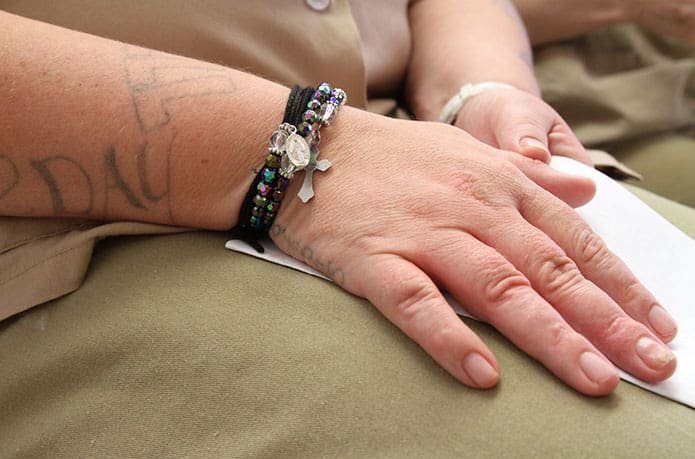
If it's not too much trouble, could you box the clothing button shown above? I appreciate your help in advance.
[305,0,331,11]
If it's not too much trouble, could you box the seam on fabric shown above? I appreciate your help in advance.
[0,244,89,286]
[0,221,96,255]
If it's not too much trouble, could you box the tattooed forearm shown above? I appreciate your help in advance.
[271,223,345,285]
[31,156,94,215]
[104,147,147,210]
[124,45,236,134]
[1,24,244,225]
[0,155,20,200]
[136,144,168,202]
[120,44,237,224]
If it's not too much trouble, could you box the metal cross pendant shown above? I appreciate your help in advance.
[298,145,331,203]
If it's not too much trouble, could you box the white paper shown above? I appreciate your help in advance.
[227,157,695,407]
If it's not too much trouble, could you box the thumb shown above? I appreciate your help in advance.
[495,120,552,163]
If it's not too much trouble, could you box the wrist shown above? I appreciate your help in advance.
[230,82,350,251]
[408,71,540,123]
[438,82,516,125]
[184,83,290,231]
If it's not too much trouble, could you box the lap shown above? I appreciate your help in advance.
[614,133,695,208]
[1,202,694,457]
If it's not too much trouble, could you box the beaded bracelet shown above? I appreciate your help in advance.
[229,83,346,252]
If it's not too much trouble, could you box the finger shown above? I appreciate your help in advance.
[417,230,619,396]
[353,254,500,389]
[520,188,679,343]
[493,115,552,163]
[546,122,593,166]
[477,205,676,382]
[495,149,596,208]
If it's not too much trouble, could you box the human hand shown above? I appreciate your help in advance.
[272,110,677,396]
[627,0,695,41]
[453,87,593,166]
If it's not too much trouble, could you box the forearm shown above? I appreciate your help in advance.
[406,0,538,121]
[513,0,626,45]
[0,11,289,230]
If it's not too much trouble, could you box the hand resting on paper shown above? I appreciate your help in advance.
[271,110,678,396]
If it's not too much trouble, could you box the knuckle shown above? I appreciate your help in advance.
[621,277,644,305]
[478,258,530,308]
[576,228,610,268]
[546,321,573,349]
[450,159,523,208]
[495,158,526,181]
[427,322,461,357]
[392,278,441,323]
[535,249,584,297]
[601,314,635,348]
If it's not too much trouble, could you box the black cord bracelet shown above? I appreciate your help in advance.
[230,83,346,253]
[229,85,314,252]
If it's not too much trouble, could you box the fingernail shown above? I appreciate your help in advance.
[648,306,678,340]
[520,137,549,153]
[579,352,617,385]
[635,336,675,370]
[463,353,499,388]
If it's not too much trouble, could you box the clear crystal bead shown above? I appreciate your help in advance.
[270,130,289,149]
[319,103,336,125]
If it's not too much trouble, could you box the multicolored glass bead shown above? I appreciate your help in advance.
[253,195,267,207]
[303,110,318,124]
[307,99,321,111]
[262,168,276,183]
[331,88,347,105]
[251,206,264,217]
[266,153,280,168]
[257,182,270,196]
[276,177,289,190]
[317,82,332,98]
[298,121,313,137]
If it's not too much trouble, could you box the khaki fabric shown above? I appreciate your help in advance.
[0,0,367,321]
[1,187,694,457]
[535,24,695,148]
[534,25,695,205]
[615,134,695,208]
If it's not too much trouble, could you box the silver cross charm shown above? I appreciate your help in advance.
[298,145,331,203]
